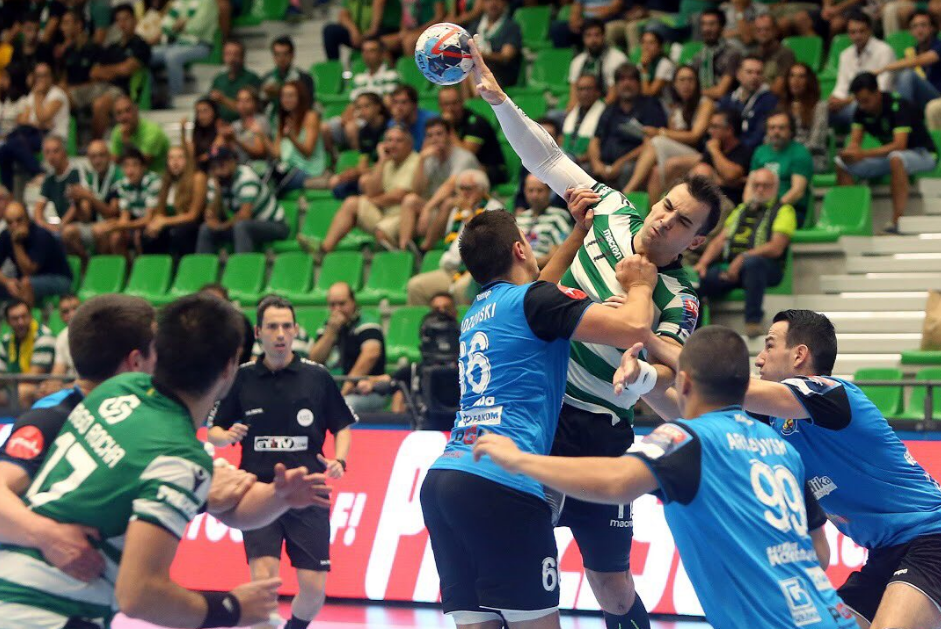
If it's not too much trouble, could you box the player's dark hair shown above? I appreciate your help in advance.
[112,4,135,20]
[391,84,419,104]
[257,294,296,326]
[679,326,750,405]
[154,294,244,397]
[682,174,724,236]
[199,282,230,300]
[271,35,295,53]
[846,8,872,29]
[700,8,726,28]
[69,295,155,382]
[772,310,838,376]
[459,210,525,285]
[850,71,879,94]
[3,299,29,319]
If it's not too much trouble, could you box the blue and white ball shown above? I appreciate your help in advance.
[415,23,474,86]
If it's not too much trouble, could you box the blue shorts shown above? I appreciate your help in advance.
[836,148,937,180]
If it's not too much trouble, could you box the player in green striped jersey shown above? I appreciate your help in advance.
[469,41,724,629]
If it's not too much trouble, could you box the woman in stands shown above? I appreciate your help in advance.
[217,86,270,164]
[140,145,206,257]
[780,62,829,173]
[622,65,714,198]
[183,97,222,172]
[638,30,676,98]
[261,79,329,195]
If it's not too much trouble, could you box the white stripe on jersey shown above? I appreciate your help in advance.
[564,358,641,418]
[0,602,71,629]
[0,551,114,607]
[132,499,190,538]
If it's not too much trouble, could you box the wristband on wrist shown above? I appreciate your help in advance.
[627,361,658,397]
[199,591,241,628]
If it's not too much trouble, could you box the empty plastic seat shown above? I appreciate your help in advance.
[783,36,823,71]
[78,255,127,300]
[820,34,851,78]
[310,61,343,96]
[222,253,267,305]
[67,255,81,293]
[124,254,173,303]
[47,309,66,335]
[516,6,552,51]
[513,94,548,120]
[296,306,329,335]
[386,306,427,363]
[420,250,444,274]
[154,254,219,305]
[271,200,301,253]
[791,186,872,243]
[854,367,904,418]
[335,150,363,174]
[300,199,342,242]
[267,252,314,300]
[358,251,415,305]
[305,251,365,306]
[901,351,941,366]
[678,41,703,65]
[529,48,574,96]
[464,99,499,129]
[396,56,432,93]
[886,30,916,59]
[899,368,941,420]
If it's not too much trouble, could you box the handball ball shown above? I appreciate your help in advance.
[415,23,474,86]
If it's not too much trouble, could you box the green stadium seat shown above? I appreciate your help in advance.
[854,367,904,418]
[310,61,344,96]
[783,36,823,71]
[299,199,341,241]
[887,30,917,59]
[336,228,376,252]
[304,251,365,306]
[335,150,364,174]
[296,306,329,335]
[267,252,314,301]
[626,191,650,217]
[516,6,552,51]
[719,249,794,301]
[386,306,426,363]
[154,254,219,305]
[67,117,78,157]
[420,250,444,273]
[263,0,289,20]
[419,95,441,114]
[513,94,548,120]
[396,56,432,93]
[47,309,66,335]
[529,48,574,96]
[678,41,703,65]
[820,34,851,79]
[67,255,81,293]
[242,306,257,326]
[791,186,872,243]
[357,251,415,305]
[898,368,941,420]
[124,254,173,303]
[501,141,522,185]
[78,256,126,301]
[465,99,499,129]
[272,200,301,253]
[901,350,941,366]
[222,253,267,305]
[457,304,470,320]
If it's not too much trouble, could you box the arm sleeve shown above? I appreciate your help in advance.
[522,280,593,342]
[0,407,68,478]
[491,97,596,198]
[804,482,828,531]
[625,422,702,505]
[319,368,358,434]
[132,453,212,538]
[780,376,853,430]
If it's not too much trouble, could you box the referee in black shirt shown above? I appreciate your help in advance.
[208,295,356,629]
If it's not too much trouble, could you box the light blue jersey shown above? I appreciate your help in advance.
[629,409,857,629]
[768,376,941,549]
[430,280,592,499]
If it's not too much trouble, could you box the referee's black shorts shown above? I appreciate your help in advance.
[242,505,331,571]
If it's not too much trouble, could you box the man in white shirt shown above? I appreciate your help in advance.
[567,18,629,108]
[829,10,896,128]
[39,293,80,398]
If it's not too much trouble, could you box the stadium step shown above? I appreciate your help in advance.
[745,333,921,355]
[846,254,941,273]
[842,236,941,255]
[714,293,933,313]
[899,215,941,234]
[819,273,941,293]
[817,312,925,334]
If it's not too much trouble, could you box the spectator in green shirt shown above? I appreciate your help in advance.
[209,40,262,122]
[749,110,813,226]
[109,95,171,174]
[151,0,220,103]
[33,136,86,237]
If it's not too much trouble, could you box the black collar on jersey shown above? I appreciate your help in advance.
[253,352,304,376]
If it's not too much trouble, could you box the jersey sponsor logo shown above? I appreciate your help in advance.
[4,425,44,459]
[766,541,818,567]
[456,405,503,426]
[297,409,314,427]
[778,577,823,626]
[557,285,587,300]
[254,436,309,451]
[628,423,692,460]
[98,395,140,425]
[679,295,699,339]
[475,289,492,301]
[806,566,834,592]
[157,483,202,520]
[246,408,264,416]
[808,475,837,500]
[894,568,909,576]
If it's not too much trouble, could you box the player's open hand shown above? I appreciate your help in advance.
[614,342,644,396]
[317,454,345,479]
[36,519,104,582]
[232,577,281,626]
[615,255,658,291]
[208,464,257,513]
[468,37,506,106]
[473,434,524,473]
[274,462,332,508]
[565,186,600,230]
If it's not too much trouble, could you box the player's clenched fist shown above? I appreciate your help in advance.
[565,186,600,231]
[615,255,657,291]
[473,434,525,473]
[231,577,281,626]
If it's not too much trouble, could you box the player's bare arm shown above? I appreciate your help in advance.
[473,434,659,505]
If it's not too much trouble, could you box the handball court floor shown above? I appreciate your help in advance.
[114,601,712,629]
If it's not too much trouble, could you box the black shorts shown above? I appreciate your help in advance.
[551,404,635,573]
[242,505,331,572]
[837,532,941,621]
[420,469,560,616]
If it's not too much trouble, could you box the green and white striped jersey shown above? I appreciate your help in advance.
[0,373,213,626]
[209,165,284,223]
[0,323,57,374]
[113,171,161,219]
[560,183,699,424]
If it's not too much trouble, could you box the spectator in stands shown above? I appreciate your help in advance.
[624,65,714,198]
[563,74,606,170]
[567,19,629,108]
[822,0,895,35]
[781,62,829,173]
[829,10,895,128]
[102,147,161,256]
[0,62,68,192]
[0,186,10,232]
[311,125,419,254]
[750,14,794,97]
[328,92,390,198]
[513,118,566,213]
[182,97,221,172]
[0,298,57,408]
[691,109,752,204]
[0,201,72,306]
[217,87,270,164]
[550,0,627,49]
[638,30,675,98]
[468,0,522,88]
[437,86,506,185]
[515,174,574,268]
[110,95,170,174]
[383,0,446,57]
[612,1,679,51]
[588,63,668,190]
[322,0,402,60]
[400,118,480,252]
[694,167,795,337]
[260,36,315,107]
[199,146,289,252]
[141,145,204,256]
[718,56,778,150]
[88,5,152,135]
[690,9,743,100]
[836,72,937,233]
[62,140,120,263]
[41,293,80,397]
[260,80,328,196]
[388,84,436,150]
[209,40,262,122]
[33,136,83,237]
[722,0,767,47]
[877,10,941,110]
[751,110,814,227]
[310,281,387,413]
[447,0,484,26]
[406,169,501,306]
[3,13,52,102]
[150,0,219,103]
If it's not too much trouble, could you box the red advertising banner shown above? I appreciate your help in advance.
[171,429,941,617]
